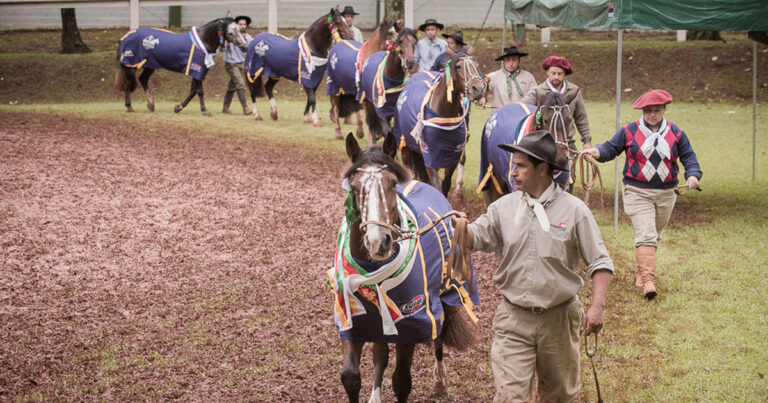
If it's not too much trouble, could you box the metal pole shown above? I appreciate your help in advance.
[502,17,507,49]
[614,29,623,232]
[375,0,380,24]
[753,40,757,183]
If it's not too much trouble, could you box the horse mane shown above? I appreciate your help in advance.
[343,145,410,183]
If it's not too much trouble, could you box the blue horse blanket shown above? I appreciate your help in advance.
[478,103,570,192]
[326,40,362,96]
[245,32,328,89]
[119,27,214,81]
[394,71,469,169]
[358,51,409,120]
[327,180,479,343]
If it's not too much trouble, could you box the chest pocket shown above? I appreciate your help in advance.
[537,225,570,265]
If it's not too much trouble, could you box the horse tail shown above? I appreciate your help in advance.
[364,101,383,136]
[439,303,479,351]
[337,94,361,118]
[113,47,137,93]
[248,75,266,99]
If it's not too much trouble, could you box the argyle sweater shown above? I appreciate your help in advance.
[596,120,702,189]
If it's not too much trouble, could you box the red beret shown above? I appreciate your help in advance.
[542,56,572,75]
[633,89,673,109]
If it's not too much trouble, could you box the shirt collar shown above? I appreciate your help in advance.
[546,79,567,94]
[528,181,557,206]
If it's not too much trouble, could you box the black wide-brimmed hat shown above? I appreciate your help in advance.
[498,130,567,171]
[418,18,444,31]
[494,46,528,61]
[441,31,466,46]
[341,6,359,15]
[234,15,251,26]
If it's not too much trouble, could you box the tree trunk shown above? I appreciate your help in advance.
[61,8,91,54]
[689,30,723,41]
[386,0,403,21]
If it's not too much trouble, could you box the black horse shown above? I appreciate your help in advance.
[114,17,248,115]
[245,8,354,125]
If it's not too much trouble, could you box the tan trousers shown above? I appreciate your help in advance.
[225,62,247,92]
[622,184,677,248]
[491,298,584,403]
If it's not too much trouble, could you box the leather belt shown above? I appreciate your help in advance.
[508,296,575,315]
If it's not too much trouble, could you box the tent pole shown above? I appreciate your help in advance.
[614,29,623,232]
[502,17,507,51]
[753,39,757,183]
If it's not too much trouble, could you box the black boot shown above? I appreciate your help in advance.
[222,90,234,114]
[237,89,252,115]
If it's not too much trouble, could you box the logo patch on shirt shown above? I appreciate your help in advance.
[551,221,567,230]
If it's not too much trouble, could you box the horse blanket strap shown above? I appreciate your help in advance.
[326,40,362,96]
[358,51,408,119]
[394,71,468,169]
[119,27,214,81]
[327,181,479,343]
[245,32,328,88]
[479,103,570,193]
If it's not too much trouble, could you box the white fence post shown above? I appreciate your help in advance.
[676,30,686,41]
[404,0,413,31]
[129,0,139,29]
[268,0,277,33]
[541,27,550,43]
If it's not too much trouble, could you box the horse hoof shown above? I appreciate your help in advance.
[356,129,364,138]
[147,102,154,112]
[202,110,212,117]
[126,107,135,113]
[335,134,344,140]
[270,112,278,121]
[313,122,322,128]
[173,104,183,113]
[253,114,264,121]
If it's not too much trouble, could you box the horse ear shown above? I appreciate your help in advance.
[345,133,362,162]
[382,132,398,159]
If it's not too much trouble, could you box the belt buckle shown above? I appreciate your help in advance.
[529,306,545,314]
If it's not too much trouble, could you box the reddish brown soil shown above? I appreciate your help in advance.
[0,112,507,401]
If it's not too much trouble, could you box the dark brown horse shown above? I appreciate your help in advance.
[114,17,248,116]
[357,27,418,145]
[397,52,485,199]
[246,8,353,126]
[479,91,574,205]
[332,133,478,402]
[328,18,399,140]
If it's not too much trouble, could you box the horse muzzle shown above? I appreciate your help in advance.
[466,82,486,101]
[364,229,394,260]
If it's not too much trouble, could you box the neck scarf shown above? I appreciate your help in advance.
[638,117,671,160]
[546,78,566,94]
[506,68,524,98]
[514,182,556,231]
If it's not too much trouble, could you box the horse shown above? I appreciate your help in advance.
[393,51,485,199]
[356,27,418,146]
[477,91,574,205]
[114,17,248,116]
[328,133,479,402]
[326,18,399,140]
[245,8,354,126]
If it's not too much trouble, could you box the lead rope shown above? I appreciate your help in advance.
[446,216,474,295]
[584,332,604,403]
[578,152,605,226]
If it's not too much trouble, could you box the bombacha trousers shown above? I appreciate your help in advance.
[491,297,584,403]
[622,184,677,248]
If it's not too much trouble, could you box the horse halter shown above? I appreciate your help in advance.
[446,56,484,102]
[327,12,344,43]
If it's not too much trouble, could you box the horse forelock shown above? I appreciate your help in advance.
[397,28,417,45]
[344,146,409,184]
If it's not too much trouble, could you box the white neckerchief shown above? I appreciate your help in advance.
[514,182,556,231]
[190,26,216,68]
[638,117,671,160]
[546,79,566,94]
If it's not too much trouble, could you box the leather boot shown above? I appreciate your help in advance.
[222,90,234,114]
[636,246,657,300]
[237,89,252,115]
[634,248,643,288]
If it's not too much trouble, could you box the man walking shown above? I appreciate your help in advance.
[414,18,446,72]
[481,46,536,107]
[463,130,614,401]
[222,15,253,115]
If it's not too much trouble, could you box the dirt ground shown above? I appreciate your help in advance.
[0,112,511,401]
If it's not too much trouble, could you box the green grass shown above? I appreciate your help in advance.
[2,99,767,400]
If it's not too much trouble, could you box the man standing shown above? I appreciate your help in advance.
[341,6,364,43]
[463,130,614,401]
[414,18,446,72]
[521,55,592,156]
[481,46,536,107]
[222,15,253,115]
[430,30,466,72]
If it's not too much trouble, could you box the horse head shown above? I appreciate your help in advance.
[447,52,485,102]
[344,133,409,260]
[538,91,574,167]
[330,7,355,41]
[221,17,249,51]
[394,28,418,72]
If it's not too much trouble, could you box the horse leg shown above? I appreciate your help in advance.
[441,165,457,198]
[265,78,279,120]
[303,86,321,127]
[138,68,155,112]
[355,110,365,139]
[369,342,389,403]
[392,343,415,403]
[426,167,442,192]
[362,101,382,146]
[194,79,211,116]
[341,340,365,403]
[432,338,448,398]
[330,95,342,139]
[452,163,465,202]
[174,79,198,113]
[122,66,136,113]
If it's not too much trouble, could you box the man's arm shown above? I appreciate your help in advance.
[582,269,611,335]
[571,89,591,148]
[574,207,614,335]
[519,86,538,105]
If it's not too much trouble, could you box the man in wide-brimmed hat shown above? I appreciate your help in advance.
[415,18,446,71]
[341,6,363,43]
[582,89,701,301]
[222,15,253,115]
[480,45,537,107]
[521,55,592,159]
[459,129,614,401]
[429,30,467,72]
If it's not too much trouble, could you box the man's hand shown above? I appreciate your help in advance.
[580,147,600,161]
[581,304,604,335]
[582,269,611,335]
[686,176,700,190]
[450,211,467,227]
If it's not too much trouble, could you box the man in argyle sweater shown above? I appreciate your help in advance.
[582,89,701,301]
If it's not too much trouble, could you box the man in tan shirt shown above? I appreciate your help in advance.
[481,46,537,108]
[463,130,613,402]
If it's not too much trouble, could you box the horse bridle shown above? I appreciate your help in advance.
[354,166,397,234]
[446,56,484,101]
[391,31,415,71]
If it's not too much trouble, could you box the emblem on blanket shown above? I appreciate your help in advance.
[142,35,159,50]
[119,27,213,82]
[253,40,269,56]
[327,181,479,343]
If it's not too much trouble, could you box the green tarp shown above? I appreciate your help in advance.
[505,0,768,31]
